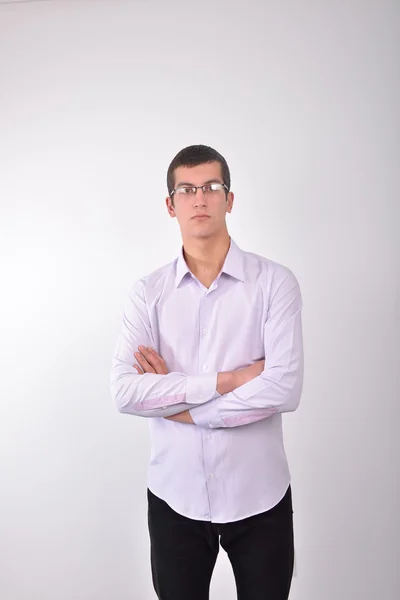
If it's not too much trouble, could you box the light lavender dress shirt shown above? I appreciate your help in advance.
[111,237,304,523]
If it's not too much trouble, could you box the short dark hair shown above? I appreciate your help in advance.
[167,144,231,199]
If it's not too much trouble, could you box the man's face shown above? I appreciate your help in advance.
[166,161,234,240]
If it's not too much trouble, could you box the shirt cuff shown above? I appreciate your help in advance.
[186,373,218,405]
[189,398,226,429]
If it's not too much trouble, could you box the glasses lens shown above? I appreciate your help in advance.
[203,183,225,194]
[174,183,226,197]
[211,183,225,192]
[175,187,195,196]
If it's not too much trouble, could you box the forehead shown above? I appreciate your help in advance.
[174,161,223,186]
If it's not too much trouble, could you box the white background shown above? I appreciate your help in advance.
[0,1,399,599]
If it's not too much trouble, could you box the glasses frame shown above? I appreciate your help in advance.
[170,182,229,198]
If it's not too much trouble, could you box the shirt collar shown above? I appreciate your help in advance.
[175,237,245,288]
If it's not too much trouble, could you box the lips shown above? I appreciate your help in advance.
[192,215,210,219]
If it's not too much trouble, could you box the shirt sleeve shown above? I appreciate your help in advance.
[110,280,218,418]
[189,269,304,429]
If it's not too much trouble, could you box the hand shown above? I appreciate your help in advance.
[133,346,169,375]
[133,348,192,423]
[164,410,194,424]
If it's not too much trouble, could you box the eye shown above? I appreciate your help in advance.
[179,187,194,194]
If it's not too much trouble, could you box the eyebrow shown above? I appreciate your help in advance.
[175,179,224,188]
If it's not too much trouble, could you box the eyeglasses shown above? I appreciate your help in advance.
[170,182,229,198]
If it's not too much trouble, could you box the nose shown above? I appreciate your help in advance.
[193,187,207,207]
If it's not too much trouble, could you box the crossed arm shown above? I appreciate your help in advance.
[110,269,304,429]
[131,345,265,424]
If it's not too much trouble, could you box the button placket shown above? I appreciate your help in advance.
[198,294,218,517]
[198,293,211,381]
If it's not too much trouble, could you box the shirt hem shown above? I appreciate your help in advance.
[147,477,291,524]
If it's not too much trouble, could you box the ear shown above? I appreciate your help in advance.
[166,196,176,218]
[226,191,234,214]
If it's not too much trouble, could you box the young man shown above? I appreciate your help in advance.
[111,145,304,600]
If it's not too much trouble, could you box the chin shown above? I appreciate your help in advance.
[185,227,212,238]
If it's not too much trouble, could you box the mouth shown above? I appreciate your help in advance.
[192,215,210,220]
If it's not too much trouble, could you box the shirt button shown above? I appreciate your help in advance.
[202,364,208,372]
[203,328,208,334]
[209,473,214,479]
[208,423,214,428]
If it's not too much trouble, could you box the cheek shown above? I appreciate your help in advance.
[218,202,229,215]
[174,206,191,222]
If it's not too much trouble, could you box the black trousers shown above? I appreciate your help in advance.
[147,486,294,600]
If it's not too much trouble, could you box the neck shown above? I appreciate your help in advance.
[182,230,231,283]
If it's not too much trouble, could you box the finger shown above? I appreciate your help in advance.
[138,346,164,370]
[147,350,168,375]
[134,352,155,374]
[146,348,165,366]
[149,348,166,364]
[133,364,144,374]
